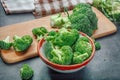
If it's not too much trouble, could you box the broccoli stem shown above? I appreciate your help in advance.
[4,36,10,42]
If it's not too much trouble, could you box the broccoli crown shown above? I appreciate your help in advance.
[69,3,98,36]
[32,27,48,41]
[74,38,92,55]
[53,28,79,47]
[0,36,12,50]
[49,46,73,65]
[20,64,34,80]
[95,41,101,50]
[13,35,33,52]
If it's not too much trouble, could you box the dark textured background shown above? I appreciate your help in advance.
[0,2,120,80]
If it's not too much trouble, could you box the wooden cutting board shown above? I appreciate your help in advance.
[0,7,117,63]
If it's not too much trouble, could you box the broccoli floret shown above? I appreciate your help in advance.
[73,3,91,12]
[49,46,73,65]
[73,52,89,64]
[79,36,89,42]
[32,27,48,41]
[13,35,33,52]
[53,28,79,47]
[95,41,101,50]
[43,41,54,60]
[74,38,92,55]
[69,3,98,36]
[0,36,12,50]
[93,0,120,22]
[44,30,58,42]
[50,14,64,28]
[20,64,34,80]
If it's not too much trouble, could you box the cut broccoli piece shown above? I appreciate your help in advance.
[20,64,34,80]
[53,28,79,47]
[13,35,33,52]
[50,14,64,28]
[73,52,89,64]
[44,30,58,42]
[74,39,92,55]
[49,46,73,65]
[0,36,12,50]
[32,27,48,41]
[95,41,101,50]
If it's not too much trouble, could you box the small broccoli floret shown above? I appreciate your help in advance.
[32,27,48,41]
[43,41,54,60]
[53,28,79,47]
[44,30,58,42]
[13,35,33,52]
[0,36,12,50]
[79,36,89,42]
[49,46,73,65]
[50,14,64,28]
[73,52,89,64]
[74,38,92,55]
[20,64,34,80]
[69,3,98,36]
[95,41,101,50]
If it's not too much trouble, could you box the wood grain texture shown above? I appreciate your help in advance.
[0,7,117,63]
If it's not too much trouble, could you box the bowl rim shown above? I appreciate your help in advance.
[37,31,95,70]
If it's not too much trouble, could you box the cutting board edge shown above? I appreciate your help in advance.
[0,52,39,64]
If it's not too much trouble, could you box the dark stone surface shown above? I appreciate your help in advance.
[0,2,120,80]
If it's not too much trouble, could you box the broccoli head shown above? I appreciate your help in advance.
[73,52,89,64]
[53,28,79,47]
[49,46,73,65]
[74,38,92,55]
[0,36,12,50]
[32,27,48,41]
[13,35,33,52]
[20,64,34,80]
[69,3,98,36]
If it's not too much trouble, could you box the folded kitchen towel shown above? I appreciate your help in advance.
[34,0,93,18]
[1,0,35,14]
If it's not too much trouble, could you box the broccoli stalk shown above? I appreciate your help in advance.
[20,64,34,80]
[13,35,33,52]
[73,52,89,64]
[0,36,12,50]
[32,27,48,41]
